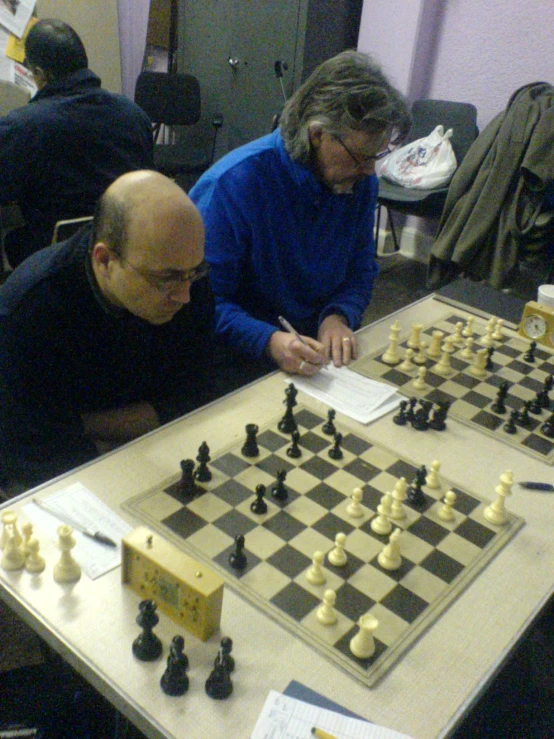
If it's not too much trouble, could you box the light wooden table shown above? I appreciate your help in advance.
[1,295,553,739]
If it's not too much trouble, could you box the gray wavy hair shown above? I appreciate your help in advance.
[280,50,411,163]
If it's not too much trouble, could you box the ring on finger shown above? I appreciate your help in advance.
[299,360,306,371]
[342,337,351,343]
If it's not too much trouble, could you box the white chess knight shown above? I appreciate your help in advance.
[378,528,402,571]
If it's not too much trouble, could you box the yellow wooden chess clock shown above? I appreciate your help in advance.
[518,301,554,348]
[122,527,224,641]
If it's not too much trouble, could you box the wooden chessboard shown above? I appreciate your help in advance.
[124,406,524,687]
[352,311,554,464]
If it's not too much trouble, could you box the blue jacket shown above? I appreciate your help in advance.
[189,130,379,359]
[0,226,216,490]
[0,69,154,266]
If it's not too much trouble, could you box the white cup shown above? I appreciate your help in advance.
[537,285,554,308]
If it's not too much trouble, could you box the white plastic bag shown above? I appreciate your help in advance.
[379,125,457,189]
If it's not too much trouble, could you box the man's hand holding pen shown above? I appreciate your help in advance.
[267,330,327,375]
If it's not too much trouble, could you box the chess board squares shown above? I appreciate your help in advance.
[522,434,554,455]
[239,560,291,600]
[340,433,373,457]
[292,430,331,455]
[324,467,374,497]
[255,453,295,478]
[181,522,233,559]
[471,410,509,432]
[380,582,428,624]
[418,549,465,584]
[244,525,288,561]
[301,601,354,646]
[335,624,388,667]
[518,374,551,394]
[340,528,383,563]
[256,428,289,452]
[276,493,328,527]
[214,541,261,578]
[133,489,183,520]
[361,444,399,470]
[270,580,321,621]
[305,481,346,510]
[407,516,451,547]
[187,490,234,522]
[503,359,535,376]
[266,544,312,579]
[331,495,374,527]
[435,531,487,568]
[294,408,324,430]
[385,458,419,481]
[397,566,448,604]
[210,452,252,477]
[300,456,339,481]
[262,509,307,542]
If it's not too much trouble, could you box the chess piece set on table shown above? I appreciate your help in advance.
[1,510,80,581]
[132,599,236,699]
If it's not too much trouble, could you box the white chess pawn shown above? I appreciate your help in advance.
[378,528,402,571]
[462,317,474,338]
[349,613,379,659]
[371,492,393,535]
[460,336,475,360]
[470,347,488,378]
[452,322,465,346]
[425,460,441,489]
[484,470,514,526]
[398,348,416,372]
[413,340,428,365]
[1,529,25,571]
[53,525,81,583]
[316,589,337,625]
[390,477,407,520]
[346,488,364,518]
[434,337,455,376]
[25,537,46,574]
[492,318,504,341]
[21,521,33,557]
[438,490,457,522]
[328,532,347,567]
[413,366,427,390]
[306,550,326,585]
[382,320,401,365]
[427,330,444,359]
[480,318,497,347]
[407,322,423,349]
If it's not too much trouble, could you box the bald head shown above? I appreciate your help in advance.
[92,170,203,258]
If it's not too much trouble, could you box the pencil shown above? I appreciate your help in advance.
[278,316,326,369]
[311,728,339,739]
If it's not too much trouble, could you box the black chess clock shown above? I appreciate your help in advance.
[518,300,554,348]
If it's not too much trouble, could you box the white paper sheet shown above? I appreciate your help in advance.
[250,691,414,739]
[23,482,133,580]
[0,0,36,39]
[288,365,401,424]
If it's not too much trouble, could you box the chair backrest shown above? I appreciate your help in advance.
[0,80,31,117]
[52,216,93,244]
[408,99,478,165]
[134,71,201,127]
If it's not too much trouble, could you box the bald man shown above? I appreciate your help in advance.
[0,171,217,495]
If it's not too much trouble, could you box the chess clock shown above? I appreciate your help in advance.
[518,301,554,348]
[122,526,224,641]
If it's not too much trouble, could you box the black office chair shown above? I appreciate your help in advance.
[134,71,222,187]
[376,99,478,251]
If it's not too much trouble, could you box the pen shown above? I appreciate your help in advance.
[519,482,554,492]
[311,728,339,739]
[278,316,326,368]
[32,498,118,547]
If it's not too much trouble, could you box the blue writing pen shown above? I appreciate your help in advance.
[519,482,554,492]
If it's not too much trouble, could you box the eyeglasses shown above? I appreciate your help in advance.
[121,257,210,294]
[333,135,392,167]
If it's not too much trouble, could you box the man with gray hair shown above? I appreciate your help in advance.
[190,51,410,384]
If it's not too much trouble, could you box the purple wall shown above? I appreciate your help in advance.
[359,0,554,129]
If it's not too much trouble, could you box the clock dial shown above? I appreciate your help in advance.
[523,313,547,339]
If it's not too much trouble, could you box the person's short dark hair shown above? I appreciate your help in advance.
[280,50,411,164]
[25,19,88,81]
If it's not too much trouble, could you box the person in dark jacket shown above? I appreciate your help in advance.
[0,18,154,267]
[0,170,218,495]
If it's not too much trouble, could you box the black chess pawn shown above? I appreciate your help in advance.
[271,469,289,502]
[503,410,518,435]
[322,409,336,435]
[250,484,268,514]
[286,430,302,458]
[429,401,450,431]
[160,635,189,696]
[218,637,235,674]
[328,431,343,459]
[491,381,509,414]
[406,396,418,423]
[393,400,408,426]
[242,423,259,457]
[407,465,426,506]
[229,534,247,571]
[538,387,551,411]
[517,400,533,427]
[540,413,554,439]
[485,346,495,371]
[176,459,201,500]
[194,441,212,482]
[523,341,537,363]
[132,600,163,662]
[278,384,298,433]
[205,650,233,700]
[528,393,543,415]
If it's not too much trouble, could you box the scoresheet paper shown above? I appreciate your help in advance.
[287,365,401,424]
[23,482,133,580]
[250,691,414,739]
